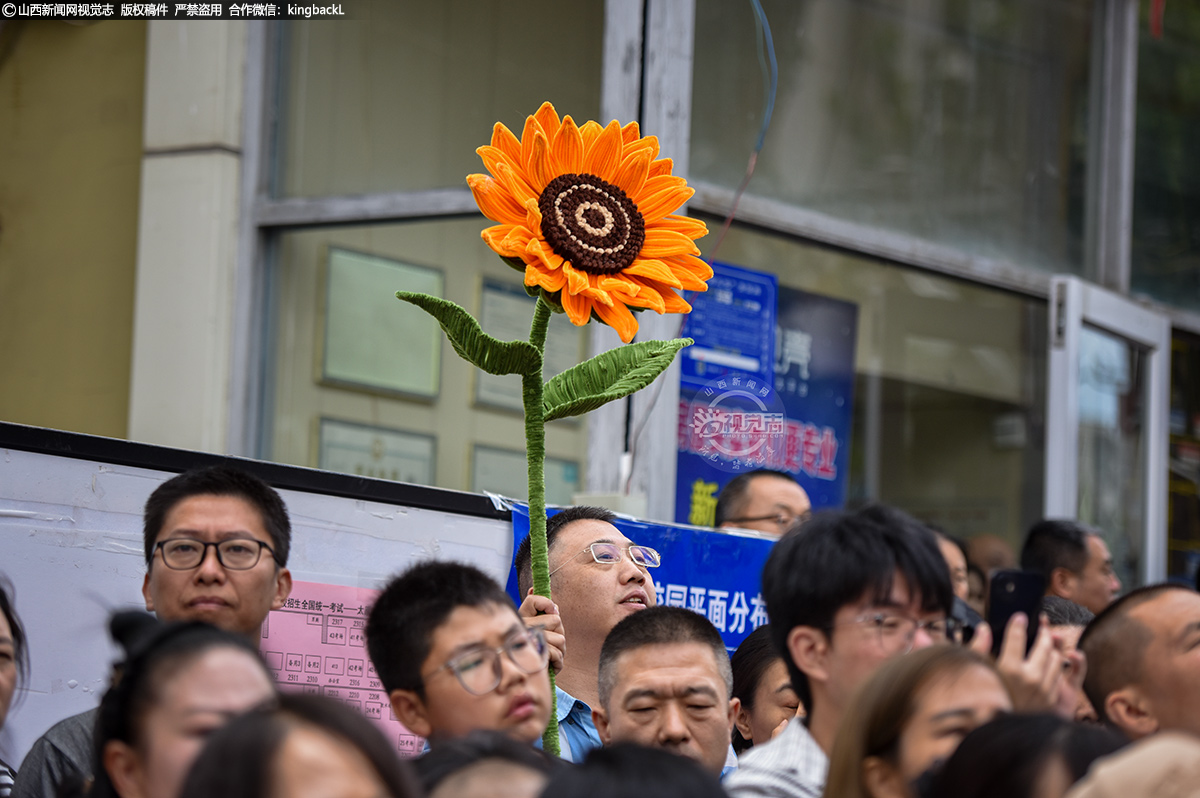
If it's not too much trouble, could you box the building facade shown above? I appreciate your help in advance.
[2,0,1198,587]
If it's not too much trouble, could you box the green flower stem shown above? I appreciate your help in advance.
[523,296,560,756]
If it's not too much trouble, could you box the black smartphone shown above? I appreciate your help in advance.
[987,569,1044,658]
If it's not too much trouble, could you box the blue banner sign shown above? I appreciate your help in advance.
[505,503,775,653]
[676,263,859,525]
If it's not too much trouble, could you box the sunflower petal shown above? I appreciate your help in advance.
[552,116,584,174]
[583,272,615,307]
[620,120,641,145]
[621,257,684,289]
[477,146,537,197]
[612,148,652,200]
[615,282,667,313]
[524,254,568,292]
[533,102,560,139]
[636,176,694,222]
[648,157,674,178]
[562,262,590,296]
[529,131,556,191]
[593,299,639,343]
[491,122,522,163]
[579,121,603,150]
[528,236,565,277]
[560,285,593,327]
[640,227,701,257]
[585,120,623,179]
[665,253,715,284]
[656,214,709,240]
[492,161,539,206]
[623,134,660,161]
[519,114,540,172]
[481,224,524,257]
[468,174,526,225]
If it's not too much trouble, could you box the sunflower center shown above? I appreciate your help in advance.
[538,173,645,275]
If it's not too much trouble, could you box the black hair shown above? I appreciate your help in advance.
[762,504,953,714]
[927,714,1127,798]
[90,612,273,798]
[366,561,516,697]
[0,577,29,695]
[143,465,291,566]
[1079,583,1190,725]
[178,692,420,798]
[515,506,617,597]
[414,729,561,795]
[598,606,731,709]
[537,743,727,798]
[1041,596,1094,627]
[714,470,798,527]
[1020,519,1093,581]
[730,625,782,753]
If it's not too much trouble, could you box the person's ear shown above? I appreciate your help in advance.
[733,699,754,743]
[787,626,829,686]
[1106,687,1158,740]
[389,690,434,739]
[1049,567,1078,601]
[862,755,907,798]
[592,706,612,745]
[104,740,146,798]
[270,567,293,611]
[141,573,155,614]
[726,696,741,734]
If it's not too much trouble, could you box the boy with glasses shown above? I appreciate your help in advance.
[366,561,554,747]
[725,505,954,798]
[514,506,661,761]
[14,464,295,798]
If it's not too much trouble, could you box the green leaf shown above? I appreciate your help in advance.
[543,338,693,422]
[396,292,539,376]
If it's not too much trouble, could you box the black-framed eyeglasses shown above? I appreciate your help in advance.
[548,542,662,577]
[724,510,812,531]
[829,613,956,654]
[430,627,549,696]
[154,538,279,571]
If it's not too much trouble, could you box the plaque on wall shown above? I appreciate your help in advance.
[318,417,435,484]
[471,444,580,506]
[321,247,443,398]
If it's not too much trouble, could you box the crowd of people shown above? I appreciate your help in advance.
[1,465,1198,798]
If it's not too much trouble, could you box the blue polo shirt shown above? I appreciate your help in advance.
[536,685,602,762]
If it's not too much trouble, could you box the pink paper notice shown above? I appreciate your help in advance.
[260,579,425,756]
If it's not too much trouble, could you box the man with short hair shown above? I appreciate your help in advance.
[1079,583,1200,740]
[592,606,738,777]
[13,465,295,798]
[366,560,553,745]
[725,505,956,798]
[1020,519,1120,614]
[514,505,658,761]
[715,470,811,537]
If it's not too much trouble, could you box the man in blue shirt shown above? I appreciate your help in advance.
[515,506,659,761]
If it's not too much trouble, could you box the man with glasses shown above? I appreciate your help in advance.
[715,470,811,537]
[514,506,660,761]
[366,561,553,745]
[13,464,294,798]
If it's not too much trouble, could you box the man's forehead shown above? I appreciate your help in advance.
[556,518,631,548]
[157,493,269,538]
[616,641,725,681]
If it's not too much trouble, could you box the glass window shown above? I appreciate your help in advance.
[264,219,587,496]
[274,0,604,198]
[697,213,1047,548]
[691,0,1095,275]
[1130,5,1200,312]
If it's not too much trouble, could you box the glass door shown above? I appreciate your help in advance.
[1045,277,1170,587]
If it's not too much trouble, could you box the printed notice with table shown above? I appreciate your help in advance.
[260,580,425,756]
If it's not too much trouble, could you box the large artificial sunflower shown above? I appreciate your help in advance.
[468,102,712,343]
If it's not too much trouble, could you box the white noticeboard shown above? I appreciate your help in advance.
[0,430,512,766]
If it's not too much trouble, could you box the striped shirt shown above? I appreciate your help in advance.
[724,718,828,798]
